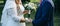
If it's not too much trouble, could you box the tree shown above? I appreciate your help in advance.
[55,0,60,14]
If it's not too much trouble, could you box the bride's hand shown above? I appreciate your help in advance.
[23,10,28,14]
[20,18,25,22]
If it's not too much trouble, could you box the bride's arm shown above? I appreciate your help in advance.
[7,8,24,22]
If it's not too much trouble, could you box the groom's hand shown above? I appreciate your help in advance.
[28,18,33,23]
[25,18,33,23]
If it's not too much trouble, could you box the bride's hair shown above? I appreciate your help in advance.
[15,0,22,5]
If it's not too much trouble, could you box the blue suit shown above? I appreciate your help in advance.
[32,1,54,26]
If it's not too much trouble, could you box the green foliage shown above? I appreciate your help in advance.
[0,0,4,1]
[0,8,3,21]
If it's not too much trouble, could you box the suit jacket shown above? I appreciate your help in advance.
[32,1,54,26]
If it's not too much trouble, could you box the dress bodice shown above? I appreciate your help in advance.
[17,5,25,16]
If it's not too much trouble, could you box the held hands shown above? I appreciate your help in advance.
[25,18,33,23]
[20,18,33,23]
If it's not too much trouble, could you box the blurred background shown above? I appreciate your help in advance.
[0,0,60,26]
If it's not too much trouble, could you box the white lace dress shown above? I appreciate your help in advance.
[1,2,26,26]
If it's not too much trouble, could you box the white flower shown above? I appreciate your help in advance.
[24,4,28,7]
[24,2,37,11]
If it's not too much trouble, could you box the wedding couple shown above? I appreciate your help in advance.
[1,0,54,26]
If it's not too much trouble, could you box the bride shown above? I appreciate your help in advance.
[1,0,28,26]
